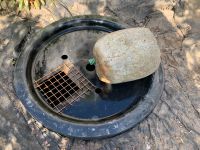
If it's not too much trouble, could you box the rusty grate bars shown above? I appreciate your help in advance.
[34,60,95,113]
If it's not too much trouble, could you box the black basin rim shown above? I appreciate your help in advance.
[13,15,164,139]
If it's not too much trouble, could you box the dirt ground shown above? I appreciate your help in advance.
[0,0,200,149]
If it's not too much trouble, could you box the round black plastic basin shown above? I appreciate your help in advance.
[13,15,164,139]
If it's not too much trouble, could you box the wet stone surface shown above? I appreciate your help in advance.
[0,0,200,149]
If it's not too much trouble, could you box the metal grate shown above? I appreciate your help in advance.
[34,60,95,113]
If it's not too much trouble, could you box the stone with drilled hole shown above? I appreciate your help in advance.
[93,28,161,84]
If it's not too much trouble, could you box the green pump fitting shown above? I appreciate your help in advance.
[88,58,96,65]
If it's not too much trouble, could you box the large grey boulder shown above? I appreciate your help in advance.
[93,28,161,84]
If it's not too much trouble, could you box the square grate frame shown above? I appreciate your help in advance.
[34,60,95,113]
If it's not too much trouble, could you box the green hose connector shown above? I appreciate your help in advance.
[88,58,96,65]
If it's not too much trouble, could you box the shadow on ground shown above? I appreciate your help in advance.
[0,0,199,150]
[0,15,42,150]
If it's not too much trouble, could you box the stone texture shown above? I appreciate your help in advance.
[93,28,161,84]
[0,15,42,150]
[0,0,200,149]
